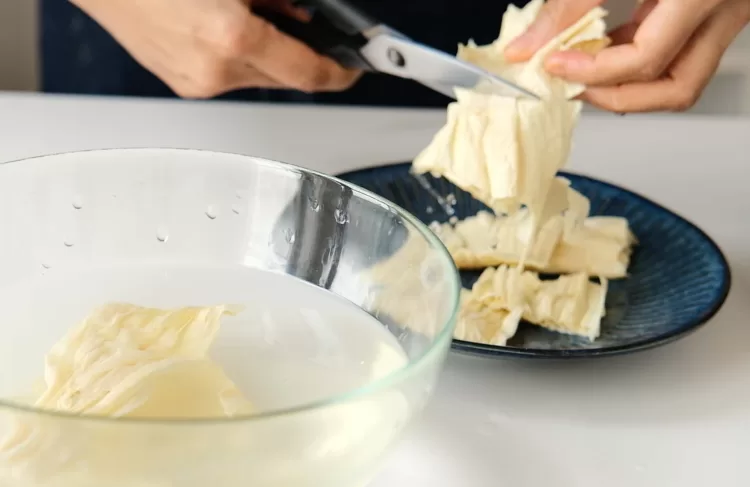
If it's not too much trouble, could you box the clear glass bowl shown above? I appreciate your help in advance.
[0,149,459,487]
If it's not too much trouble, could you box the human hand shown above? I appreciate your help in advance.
[504,0,750,112]
[72,0,362,98]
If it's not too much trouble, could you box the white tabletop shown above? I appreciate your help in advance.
[1,92,750,486]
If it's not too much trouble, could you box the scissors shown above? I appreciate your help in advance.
[265,0,540,100]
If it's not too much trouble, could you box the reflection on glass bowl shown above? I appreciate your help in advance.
[0,149,460,487]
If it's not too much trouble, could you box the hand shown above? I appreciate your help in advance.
[504,0,750,113]
[71,0,361,98]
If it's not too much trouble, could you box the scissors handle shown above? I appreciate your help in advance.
[293,0,377,35]
[261,6,375,71]
[265,13,374,71]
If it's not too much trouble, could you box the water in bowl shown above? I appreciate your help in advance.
[0,266,412,487]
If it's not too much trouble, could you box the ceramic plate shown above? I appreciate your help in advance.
[338,162,731,358]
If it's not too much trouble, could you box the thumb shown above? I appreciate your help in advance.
[504,0,604,63]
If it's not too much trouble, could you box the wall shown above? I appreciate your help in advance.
[0,0,748,114]
[0,0,38,91]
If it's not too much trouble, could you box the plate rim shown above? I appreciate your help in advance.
[336,162,733,359]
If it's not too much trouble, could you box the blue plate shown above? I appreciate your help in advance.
[338,163,731,359]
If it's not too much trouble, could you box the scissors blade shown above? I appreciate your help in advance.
[415,80,461,100]
[360,28,540,100]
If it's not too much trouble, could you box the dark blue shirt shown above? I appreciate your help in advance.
[41,0,523,108]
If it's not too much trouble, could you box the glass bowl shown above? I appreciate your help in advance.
[0,149,460,487]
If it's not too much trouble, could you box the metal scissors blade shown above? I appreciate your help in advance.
[359,28,540,100]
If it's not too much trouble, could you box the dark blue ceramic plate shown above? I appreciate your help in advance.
[338,163,731,359]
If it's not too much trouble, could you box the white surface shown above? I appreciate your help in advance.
[1,92,750,486]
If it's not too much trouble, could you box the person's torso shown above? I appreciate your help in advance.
[41,0,525,107]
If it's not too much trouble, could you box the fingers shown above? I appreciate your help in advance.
[73,0,359,100]
[606,23,638,47]
[544,0,724,86]
[220,63,287,95]
[169,60,284,99]
[603,0,656,48]
[190,6,360,96]
[231,14,361,93]
[631,0,658,25]
[254,0,312,22]
[504,0,604,62]
[581,0,750,113]
[272,4,312,22]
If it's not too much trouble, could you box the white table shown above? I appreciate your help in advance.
[1,92,750,486]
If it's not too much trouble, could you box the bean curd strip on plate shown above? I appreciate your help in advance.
[410,0,635,345]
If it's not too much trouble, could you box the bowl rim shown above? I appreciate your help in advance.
[0,148,461,424]
[337,161,733,359]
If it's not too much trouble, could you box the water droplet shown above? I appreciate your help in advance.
[284,229,296,244]
[41,263,50,270]
[231,204,241,215]
[309,197,320,212]
[72,196,83,210]
[156,227,169,242]
[63,240,74,247]
[448,216,459,225]
[446,193,457,206]
[334,209,349,224]
[205,206,217,220]
[426,206,434,214]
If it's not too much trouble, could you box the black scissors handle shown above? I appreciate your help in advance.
[258,0,377,70]
[292,0,377,35]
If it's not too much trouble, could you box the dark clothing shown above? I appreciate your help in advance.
[41,0,523,108]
